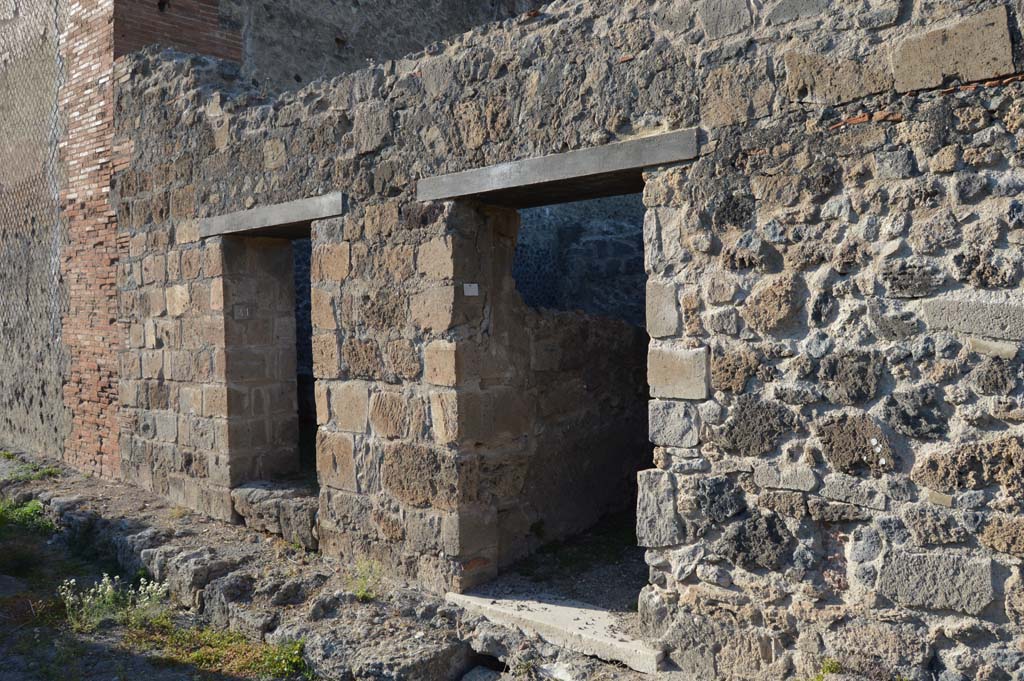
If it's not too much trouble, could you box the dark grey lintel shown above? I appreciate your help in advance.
[416,128,699,208]
[199,192,348,239]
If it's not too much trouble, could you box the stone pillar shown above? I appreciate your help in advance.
[311,202,482,593]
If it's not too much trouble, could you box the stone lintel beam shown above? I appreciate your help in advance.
[199,192,348,239]
[416,129,700,208]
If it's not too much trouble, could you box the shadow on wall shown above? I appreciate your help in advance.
[293,238,316,475]
[513,194,647,327]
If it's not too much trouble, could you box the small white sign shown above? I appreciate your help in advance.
[463,283,480,297]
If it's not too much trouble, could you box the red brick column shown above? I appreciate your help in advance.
[59,0,122,478]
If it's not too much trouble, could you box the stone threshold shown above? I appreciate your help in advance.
[230,480,319,550]
[447,590,665,674]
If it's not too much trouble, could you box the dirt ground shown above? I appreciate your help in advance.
[0,498,267,681]
[483,512,649,639]
[0,452,651,681]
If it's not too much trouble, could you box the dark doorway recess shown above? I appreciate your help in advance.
[292,238,317,477]
[497,193,651,604]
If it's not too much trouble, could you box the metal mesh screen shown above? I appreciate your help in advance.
[0,0,70,453]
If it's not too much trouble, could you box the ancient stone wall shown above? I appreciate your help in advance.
[113,0,243,63]
[439,205,650,573]
[0,0,70,457]
[112,0,1024,676]
[218,0,542,92]
[637,89,1024,677]
[515,194,647,326]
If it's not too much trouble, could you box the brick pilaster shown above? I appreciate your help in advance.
[59,0,121,478]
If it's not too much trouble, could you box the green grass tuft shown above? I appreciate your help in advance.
[347,557,383,602]
[0,454,61,483]
[128,614,317,679]
[807,658,843,681]
[0,499,56,536]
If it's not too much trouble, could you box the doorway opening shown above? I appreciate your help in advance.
[482,194,651,617]
[220,235,317,486]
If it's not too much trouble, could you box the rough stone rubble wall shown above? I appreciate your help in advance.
[218,0,543,92]
[515,195,648,327]
[632,4,1024,679]
[111,0,1024,676]
[0,0,70,458]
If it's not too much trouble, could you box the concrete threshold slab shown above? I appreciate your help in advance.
[446,591,664,674]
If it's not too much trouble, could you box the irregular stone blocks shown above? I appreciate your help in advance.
[891,7,1014,92]
[784,51,893,105]
[636,470,685,548]
[649,400,700,448]
[877,552,994,615]
[648,344,710,400]
[922,298,1024,341]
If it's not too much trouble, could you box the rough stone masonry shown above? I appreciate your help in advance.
[3,0,1024,678]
